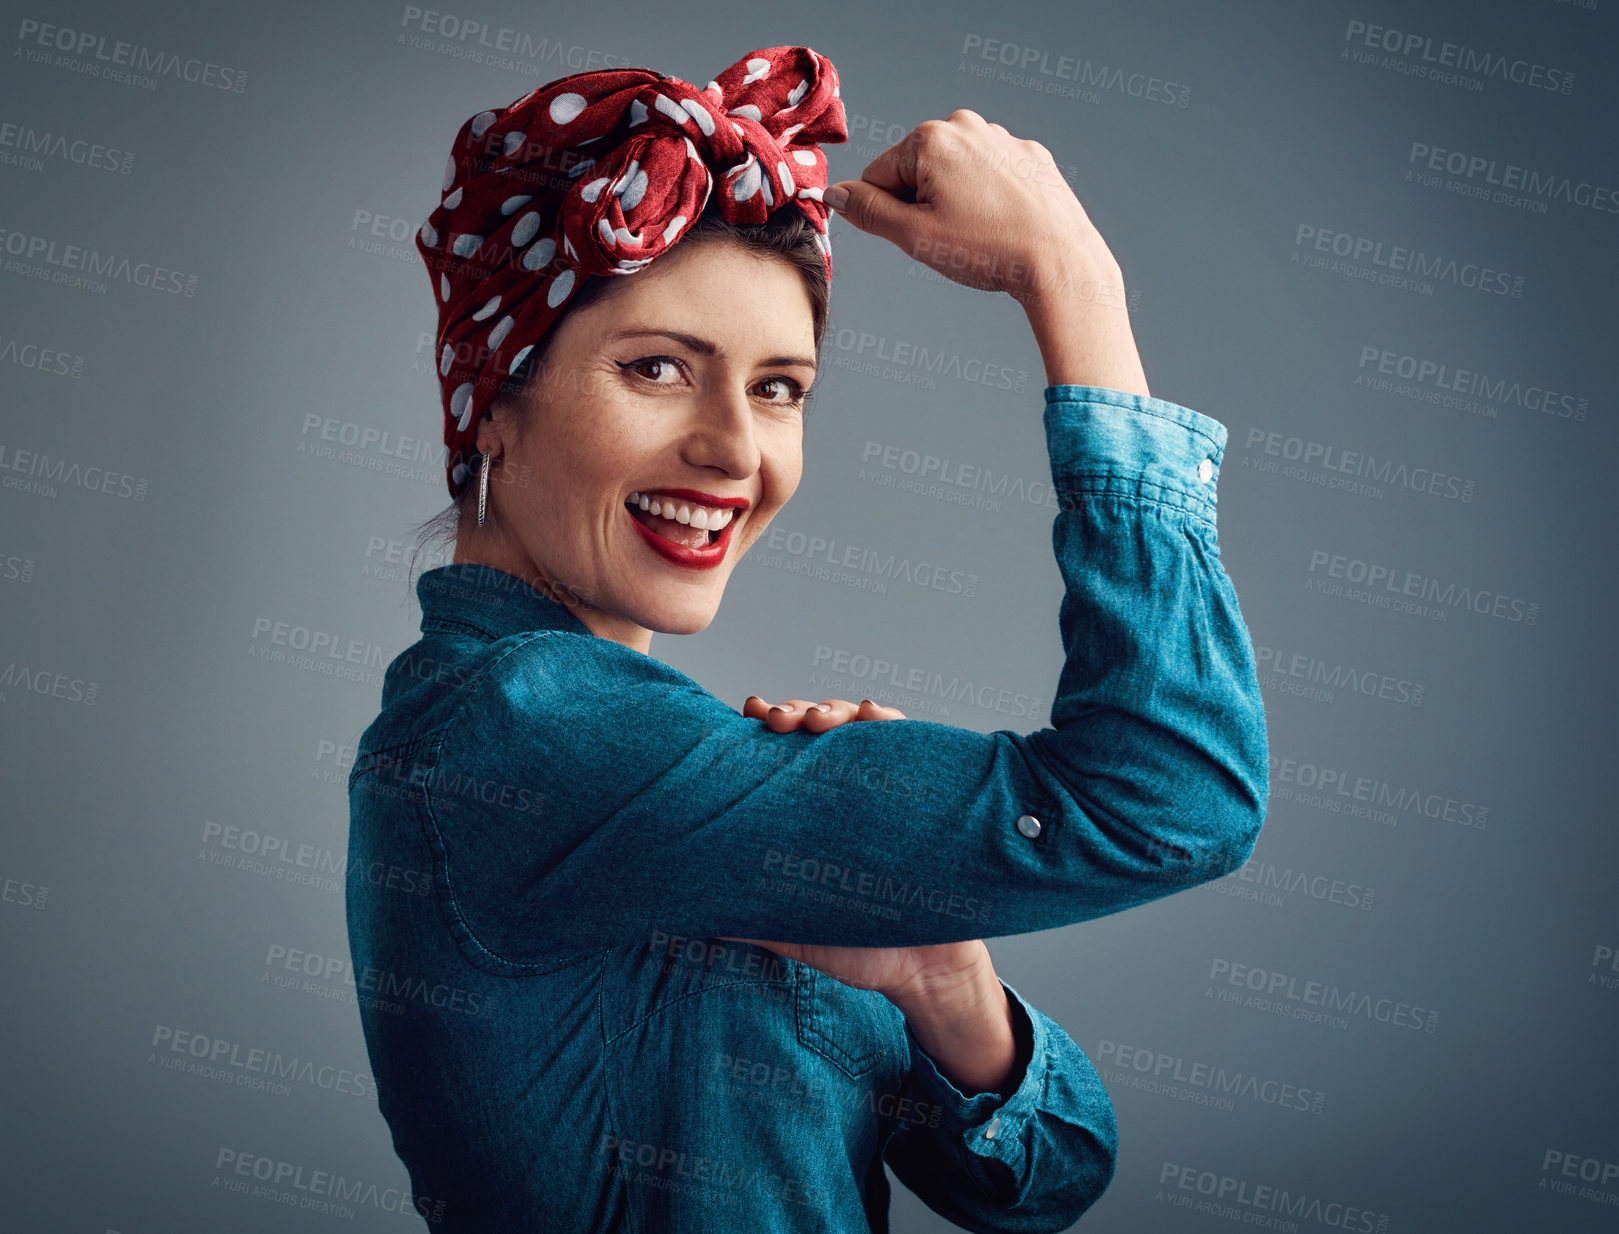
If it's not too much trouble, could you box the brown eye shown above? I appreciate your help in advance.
[756,376,804,404]
[622,357,683,384]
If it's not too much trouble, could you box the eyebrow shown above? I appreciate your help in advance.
[606,328,817,372]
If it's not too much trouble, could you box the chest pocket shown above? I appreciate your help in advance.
[794,964,897,1080]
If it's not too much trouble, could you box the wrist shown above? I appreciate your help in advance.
[1015,234,1120,307]
[1017,247,1149,397]
[890,954,1019,1097]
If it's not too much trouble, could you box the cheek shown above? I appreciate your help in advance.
[763,428,805,507]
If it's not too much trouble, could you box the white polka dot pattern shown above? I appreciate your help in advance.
[416,45,847,497]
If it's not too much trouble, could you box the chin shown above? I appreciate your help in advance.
[637,594,721,637]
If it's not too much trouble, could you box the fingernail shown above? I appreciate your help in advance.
[770,704,795,714]
[860,699,875,708]
[822,184,850,212]
[809,703,830,713]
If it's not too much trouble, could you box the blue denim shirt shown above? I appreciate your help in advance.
[346,385,1269,1233]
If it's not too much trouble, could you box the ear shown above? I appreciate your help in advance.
[474,407,505,459]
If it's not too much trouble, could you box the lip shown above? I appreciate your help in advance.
[634,487,751,510]
[626,501,739,570]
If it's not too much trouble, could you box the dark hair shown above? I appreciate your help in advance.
[407,201,832,577]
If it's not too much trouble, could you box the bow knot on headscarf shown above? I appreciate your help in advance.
[417,46,847,497]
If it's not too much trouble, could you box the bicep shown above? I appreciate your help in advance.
[429,643,1215,957]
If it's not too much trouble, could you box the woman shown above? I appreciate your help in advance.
[347,45,1268,1233]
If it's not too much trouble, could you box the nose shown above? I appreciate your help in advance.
[681,378,762,480]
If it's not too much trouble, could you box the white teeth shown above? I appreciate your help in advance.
[626,492,737,530]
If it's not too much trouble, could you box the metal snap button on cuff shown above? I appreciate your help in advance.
[1198,458,1215,484]
[1016,813,1042,839]
[984,1116,1002,1140]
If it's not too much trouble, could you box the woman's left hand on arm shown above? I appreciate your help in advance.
[723,695,1020,1096]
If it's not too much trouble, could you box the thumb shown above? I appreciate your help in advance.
[823,179,914,246]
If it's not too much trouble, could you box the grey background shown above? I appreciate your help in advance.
[2,0,1615,1230]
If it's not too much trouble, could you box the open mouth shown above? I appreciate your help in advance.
[624,494,734,548]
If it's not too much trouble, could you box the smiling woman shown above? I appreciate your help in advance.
[409,203,831,628]
[449,216,826,651]
[349,43,1269,1234]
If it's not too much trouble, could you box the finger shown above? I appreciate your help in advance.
[830,123,941,240]
[857,698,908,720]
[831,178,928,247]
[766,699,826,732]
[744,695,802,730]
[800,698,860,733]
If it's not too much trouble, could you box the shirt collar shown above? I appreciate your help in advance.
[416,562,595,642]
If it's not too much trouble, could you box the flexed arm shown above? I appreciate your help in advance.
[422,113,1268,959]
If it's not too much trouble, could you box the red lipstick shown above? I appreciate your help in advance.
[626,496,742,571]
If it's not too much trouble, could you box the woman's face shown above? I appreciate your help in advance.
[471,239,816,653]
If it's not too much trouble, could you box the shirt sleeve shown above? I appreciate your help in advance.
[883,980,1116,1234]
[426,385,1269,958]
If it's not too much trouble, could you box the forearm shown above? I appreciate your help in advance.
[889,957,1021,1097]
[1017,240,1151,398]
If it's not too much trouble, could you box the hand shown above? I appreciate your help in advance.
[822,109,1150,395]
[728,694,989,1004]
[821,108,1108,300]
[740,695,906,734]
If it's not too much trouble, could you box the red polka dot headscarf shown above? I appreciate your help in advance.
[417,45,848,498]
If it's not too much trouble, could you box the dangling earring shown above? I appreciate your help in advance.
[477,449,495,528]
